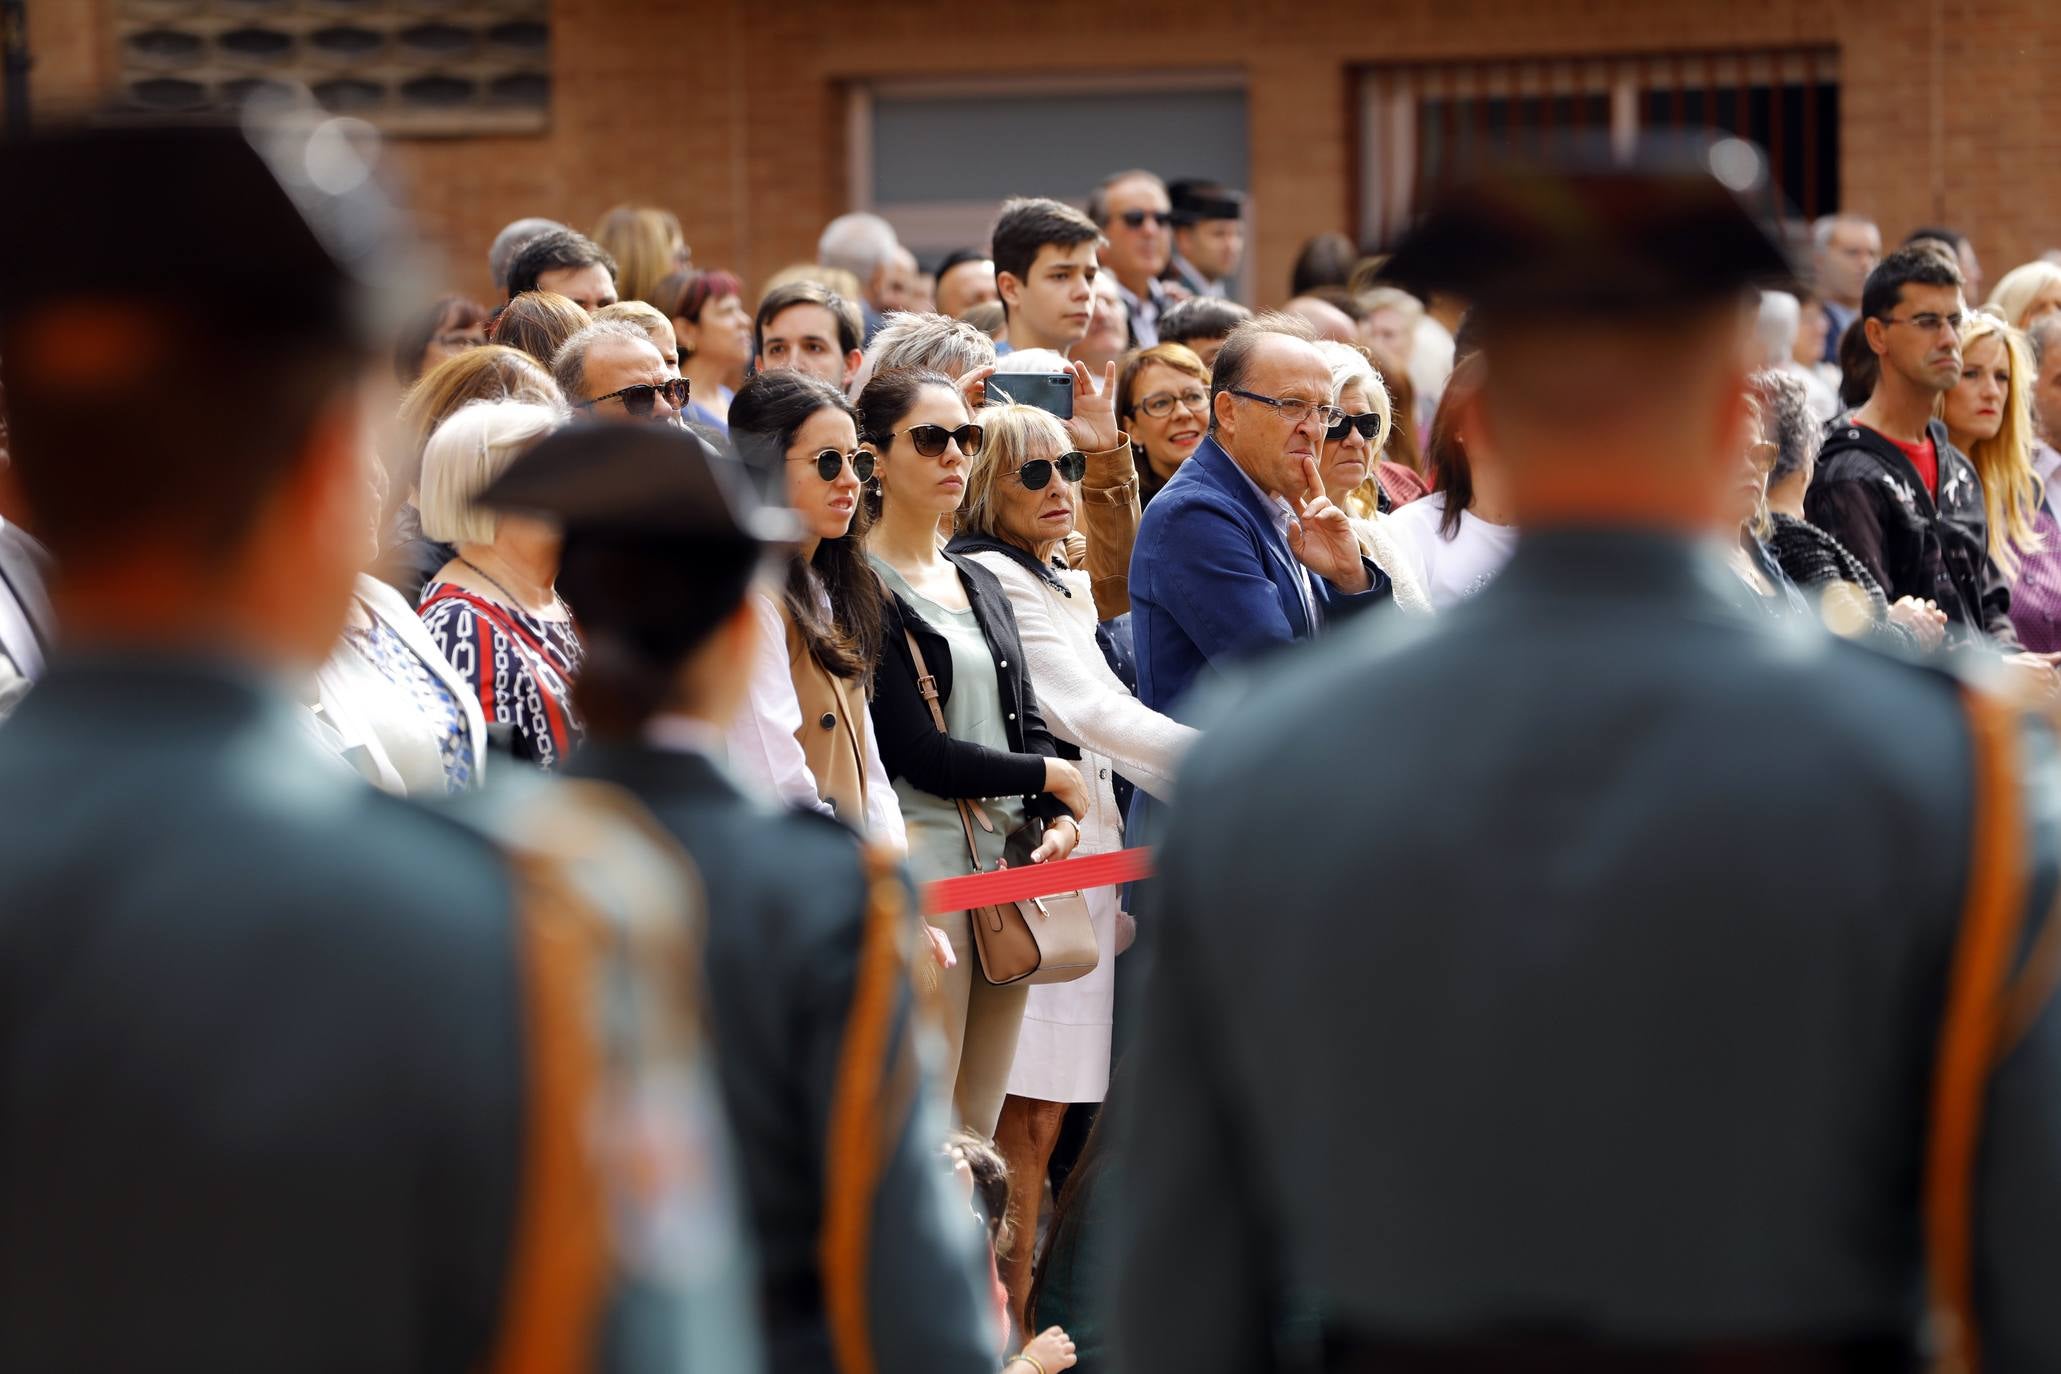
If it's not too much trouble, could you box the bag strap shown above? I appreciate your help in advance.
[901,622,992,876]
[1927,687,2061,1374]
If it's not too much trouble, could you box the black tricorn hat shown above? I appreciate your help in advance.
[1376,134,1793,316]
[477,419,798,549]
[0,114,418,346]
[1168,179,1247,227]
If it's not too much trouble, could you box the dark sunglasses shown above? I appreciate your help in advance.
[1119,209,1174,229]
[1325,410,1384,442]
[901,423,985,458]
[794,447,876,482]
[576,376,691,417]
[1013,452,1088,491]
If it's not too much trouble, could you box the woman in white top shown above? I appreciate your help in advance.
[724,369,905,848]
[307,450,489,795]
[1384,352,1520,610]
[1311,340,1434,614]
[949,400,1198,1331]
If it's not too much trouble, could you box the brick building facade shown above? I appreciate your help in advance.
[11,0,2059,307]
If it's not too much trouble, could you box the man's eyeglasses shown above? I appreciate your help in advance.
[1011,452,1088,491]
[1880,312,1965,336]
[1325,411,1385,442]
[1119,209,1173,230]
[1135,387,1209,419]
[899,423,985,458]
[576,377,691,417]
[1228,388,1345,431]
[792,447,876,482]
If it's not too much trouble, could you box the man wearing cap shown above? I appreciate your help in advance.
[1166,179,1246,300]
[481,424,996,1374]
[1115,144,2061,1370]
[0,119,759,1369]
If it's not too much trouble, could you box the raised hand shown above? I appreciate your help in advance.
[958,364,997,412]
[1061,359,1121,453]
[1285,455,1371,592]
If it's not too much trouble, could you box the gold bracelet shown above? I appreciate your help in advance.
[1007,1355,1047,1374]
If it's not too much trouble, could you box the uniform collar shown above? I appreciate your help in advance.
[1489,525,1748,609]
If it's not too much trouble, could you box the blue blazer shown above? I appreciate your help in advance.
[1127,436,1386,723]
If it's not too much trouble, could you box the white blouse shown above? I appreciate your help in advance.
[725,589,907,851]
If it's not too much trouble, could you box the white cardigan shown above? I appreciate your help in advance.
[1352,513,1436,616]
[962,550,1196,855]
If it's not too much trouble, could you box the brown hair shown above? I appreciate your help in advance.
[590,204,686,307]
[1424,353,1484,539]
[490,291,592,369]
[393,344,562,499]
[1117,342,1209,421]
[392,293,487,385]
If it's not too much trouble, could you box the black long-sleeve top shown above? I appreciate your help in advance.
[869,551,1070,825]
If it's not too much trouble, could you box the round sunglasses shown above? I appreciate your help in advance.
[1012,452,1088,490]
[1325,410,1384,442]
[898,423,985,458]
[575,377,691,418]
[791,447,877,482]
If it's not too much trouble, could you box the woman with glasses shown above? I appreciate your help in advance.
[860,367,1090,1137]
[948,401,1197,1331]
[416,399,583,771]
[724,369,906,847]
[1117,343,1210,508]
[659,268,754,430]
[1313,341,1433,614]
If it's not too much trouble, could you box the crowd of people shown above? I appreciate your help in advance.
[7,110,2061,1373]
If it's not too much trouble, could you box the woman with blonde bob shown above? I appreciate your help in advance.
[947,400,1197,1332]
[591,204,689,307]
[1311,340,1434,613]
[1938,311,2043,579]
[415,400,583,771]
[1986,260,2061,331]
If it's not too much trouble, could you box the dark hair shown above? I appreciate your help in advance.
[754,279,861,359]
[558,531,761,739]
[1305,283,1369,322]
[1860,244,1964,323]
[855,366,960,449]
[1158,296,1252,349]
[1,305,362,560]
[947,1129,1013,1256]
[490,290,591,368]
[933,247,990,280]
[505,228,618,300]
[1291,232,1357,297]
[393,294,487,385]
[1425,352,1483,539]
[728,370,884,686]
[990,197,1102,290]
[1207,311,1318,431]
[1837,315,1879,409]
[662,268,746,326]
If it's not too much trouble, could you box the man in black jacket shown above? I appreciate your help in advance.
[1806,245,2020,645]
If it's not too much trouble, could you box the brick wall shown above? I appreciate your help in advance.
[13,0,2060,308]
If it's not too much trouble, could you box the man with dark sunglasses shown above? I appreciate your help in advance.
[1088,169,1176,348]
[552,318,687,424]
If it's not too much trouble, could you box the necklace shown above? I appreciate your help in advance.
[458,556,566,619]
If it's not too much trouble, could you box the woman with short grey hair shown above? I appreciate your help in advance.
[1755,369,1945,650]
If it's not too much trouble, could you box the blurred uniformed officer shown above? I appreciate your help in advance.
[1114,142,2061,1372]
[0,118,757,1371]
[478,423,997,1374]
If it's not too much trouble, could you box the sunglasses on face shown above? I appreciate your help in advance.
[1119,209,1173,229]
[1326,411,1384,442]
[793,447,876,482]
[1012,452,1088,490]
[900,423,985,458]
[576,377,691,417]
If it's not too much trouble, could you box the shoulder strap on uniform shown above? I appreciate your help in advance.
[1927,685,2061,1374]
[819,841,926,1374]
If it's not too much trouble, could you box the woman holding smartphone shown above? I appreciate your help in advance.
[861,366,1089,1136]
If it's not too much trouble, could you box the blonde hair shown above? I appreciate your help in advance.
[1987,260,2061,330]
[394,344,562,496]
[961,402,1071,546]
[591,204,686,307]
[1947,314,2042,574]
[594,299,676,357]
[760,261,865,306]
[418,399,565,545]
[1313,339,1395,519]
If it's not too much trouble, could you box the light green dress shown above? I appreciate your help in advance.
[873,559,1025,892]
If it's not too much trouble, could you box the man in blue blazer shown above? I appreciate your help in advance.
[1128,313,1392,723]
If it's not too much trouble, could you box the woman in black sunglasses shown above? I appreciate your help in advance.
[1313,340,1434,615]
[948,401,1198,1328]
[858,367,1090,1138]
[724,370,908,850]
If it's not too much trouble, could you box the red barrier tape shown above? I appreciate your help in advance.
[922,846,1155,916]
